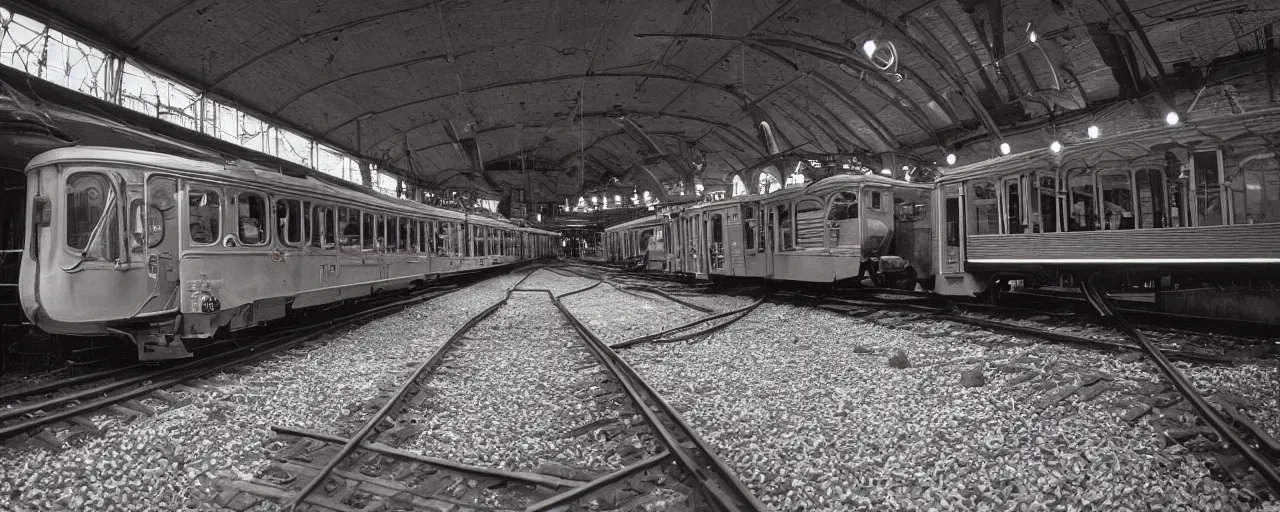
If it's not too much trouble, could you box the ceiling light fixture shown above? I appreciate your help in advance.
[862,40,877,59]
[999,142,1011,155]
[1029,31,1038,43]
[1165,111,1181,125]
[1050,141,1062,153]
[1087,125,1100,139]
[946,153,957,166]
[880,168,892,176]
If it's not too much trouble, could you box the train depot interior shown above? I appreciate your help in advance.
[0,0,1279,511]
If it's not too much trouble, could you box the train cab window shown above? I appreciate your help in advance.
[66,173,118,256]
[311,206,335,249]
[1193,151,1224,227]
[1231,156,1280,224]
[186,186,221,246]
[870,191,882,211]
[134,176,174,252]
[777,203,794,251]
[795,199,825,249]
[827,191,859,249]
[232,193,268,245]
[1067,171,1098,231]
[362,212,377,250]
[1099,172,1135,230]
[971,180,1000,235]
[276,199,302,247]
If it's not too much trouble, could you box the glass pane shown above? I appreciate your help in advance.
[1068,172,1097,231]
[1194,152,1223,226]
[795,200,825,249]
[1135,170,1165,228]
[777,204,793,251]
[276,199,302,246]
[1236,157,1280,224]
[188,186,221,244]
[972,181,1000,234]
[66,173,111,251]
[361,212,376,250]
[235,193,267,244]
[1005,180,1022,233]
[340,209,360,248]
[1099,172,1135,230]
[1037,174,1057,233]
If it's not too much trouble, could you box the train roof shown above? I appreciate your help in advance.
[935,107,1280,183]
[604,214,665,232]
[27,146,551,234]
[684,173,930,212]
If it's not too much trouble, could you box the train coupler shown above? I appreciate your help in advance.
[137,332,193,361]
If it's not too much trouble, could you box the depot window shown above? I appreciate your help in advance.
[232,192,268,245]
[66,173,119,259]
[187,184,221,245]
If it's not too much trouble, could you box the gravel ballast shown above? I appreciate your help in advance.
[621,302,1280,511]
[399,289,638,475]
[0,270,528,511]
[560,284,705,344]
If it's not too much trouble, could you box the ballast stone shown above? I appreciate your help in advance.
[960,369,986,388]
[887,351,910,369]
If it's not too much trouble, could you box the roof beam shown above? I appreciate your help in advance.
[318,72,750,139]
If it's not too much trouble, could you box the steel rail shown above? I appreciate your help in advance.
[283,268,539,510]
[544,283,766,511]
[611,295,768,349]
[1081,275,1280,496]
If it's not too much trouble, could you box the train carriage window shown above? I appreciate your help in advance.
[1032,173,1058,232]
[386,217,399,252]
[311,206,335,249]
[777,203,794,251]
[1004,179,1022,234]
[339,208,360,248]
[971,180,1000,235]
[136,176,174,251]
[1135,169,1167,229]
[870,191,883,211]
[795,199,825,249]
[232,192,268,245]
[1099,172,1135,230]
[186,185,221,246]
[301,202,312,245]
[1193,151,1224,226]
[362,212,377,250]
[276,199,302,247]
[1232,156,1280,224]
[827,191,859,249]
[1067,171,1098,231]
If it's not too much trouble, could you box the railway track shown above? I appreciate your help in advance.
[0,274,485,451]
[218,267,766,511]
[574,261,1280,500]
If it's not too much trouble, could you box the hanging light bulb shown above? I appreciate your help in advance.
[862,40,877,58]
[879,168,892,176]
[1165,111,1180,125]
[1028,31,1038,43]
[1050,141,1063,153]
[1087,125,1100,139]
[999,142,1011,155]
[946,153,957,166]
[536,213,542,222]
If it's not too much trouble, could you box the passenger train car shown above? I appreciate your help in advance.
[606,107,1280,301]
[19,147,560,360]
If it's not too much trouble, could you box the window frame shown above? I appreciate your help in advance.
[275,197,304,248]
[230,190,270,246]
[186,181,223,247]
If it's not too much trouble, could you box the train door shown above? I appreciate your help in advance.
[724,207,744,276]
[138,175,179,315]
[764,204,777,278]
[707,211,725,274]
[741,204,762,276]
[940,184,964,274]
[1001,175,1024,233]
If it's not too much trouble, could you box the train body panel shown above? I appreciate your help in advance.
[19,146,560,360]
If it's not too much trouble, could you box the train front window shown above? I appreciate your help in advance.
[66,173,120,260]
[187,186,221,245]
[233,193,268,245]
[1098,172,1135,230]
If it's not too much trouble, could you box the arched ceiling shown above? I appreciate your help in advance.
[13,0,1280,200]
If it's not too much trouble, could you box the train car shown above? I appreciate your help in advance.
[608,174,934,287]
[603,214,666,270]
[931,108,1280,299]
[19,146,559,360]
